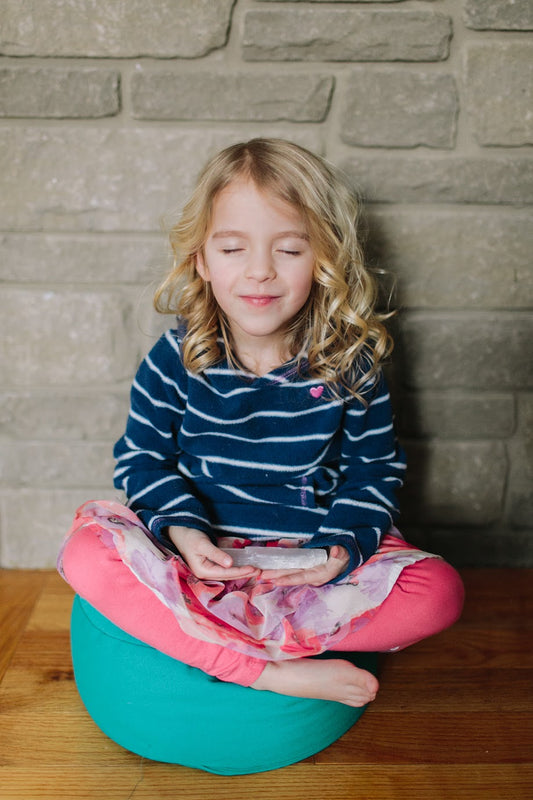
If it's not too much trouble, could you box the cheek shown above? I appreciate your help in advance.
[292,264,314,303]
[206,269,235,307]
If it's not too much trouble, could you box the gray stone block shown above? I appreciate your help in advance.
[396,312,533,390]
[0,0,234,58]
[260,1,409,3]
[464,0,533,30]
[131,70,334,122]
[401,440,507,526]
[0,126,322,231]
[366,208,533,308]
[0,441,114,488]
[396,392,515,440]
[340,70,457,148]
[0,233,167,284]
[422,528,533,568]
[466,43,533,146]
[507,394,533,527]
[0,489,113,568]
[0,67,120,118]
[0,288,138,386]
[243,8,452,62]
[0,392,129,441]
[342,155,533,205]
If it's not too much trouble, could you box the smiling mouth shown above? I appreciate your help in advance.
[241,295,280,306]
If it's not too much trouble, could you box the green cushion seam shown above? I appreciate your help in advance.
[75,598,153,651]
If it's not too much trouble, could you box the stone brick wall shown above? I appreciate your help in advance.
[0,0,531,567]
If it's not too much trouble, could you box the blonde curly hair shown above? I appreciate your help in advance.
[154,138,393,400]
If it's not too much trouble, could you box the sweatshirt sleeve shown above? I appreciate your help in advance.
[306,373,406,582]
[113,331,212,545]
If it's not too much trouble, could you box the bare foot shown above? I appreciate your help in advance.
[251,657,379,708]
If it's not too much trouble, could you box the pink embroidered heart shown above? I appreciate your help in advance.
[310,385,324,399]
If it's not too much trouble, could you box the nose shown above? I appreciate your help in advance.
[245,247,275,282]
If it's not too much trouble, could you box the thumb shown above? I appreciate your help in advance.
[200,539,233,568]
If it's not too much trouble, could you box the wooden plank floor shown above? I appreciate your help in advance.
[1,569,532,800]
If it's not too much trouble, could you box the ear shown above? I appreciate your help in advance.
[195,250,210,282]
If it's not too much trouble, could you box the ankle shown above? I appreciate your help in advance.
[251,661,277,692]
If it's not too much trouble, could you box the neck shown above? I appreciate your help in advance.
[223,324,292,377]
[238,348,289,377]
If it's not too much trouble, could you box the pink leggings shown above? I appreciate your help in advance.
[61,528,464,687]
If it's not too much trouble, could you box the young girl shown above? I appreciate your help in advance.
[59,138,464,708]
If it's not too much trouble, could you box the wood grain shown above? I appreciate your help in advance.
[1,568,532,800]
[0,569,46,681]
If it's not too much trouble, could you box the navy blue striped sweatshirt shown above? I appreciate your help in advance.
[113,327,407,582]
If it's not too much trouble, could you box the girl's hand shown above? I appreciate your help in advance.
[168,526,260,581]
[259,545,350,587]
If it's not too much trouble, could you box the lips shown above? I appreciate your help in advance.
[240,295,280,307]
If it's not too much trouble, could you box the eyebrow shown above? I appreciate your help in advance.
[211,230,310,241]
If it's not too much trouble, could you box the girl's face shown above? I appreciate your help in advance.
[196,178,315,368]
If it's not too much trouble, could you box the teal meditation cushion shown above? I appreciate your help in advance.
[70,595,377,775]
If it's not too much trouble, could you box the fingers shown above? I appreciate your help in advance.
[170,527,349,585]
[260,545,350,587]
[259,567,314,586]
[260,566,330,587]
[201,539,233,569]
[189,540,260,581]
[194,561,261,581]
[260,562,334,586]
[170,527,260,581]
